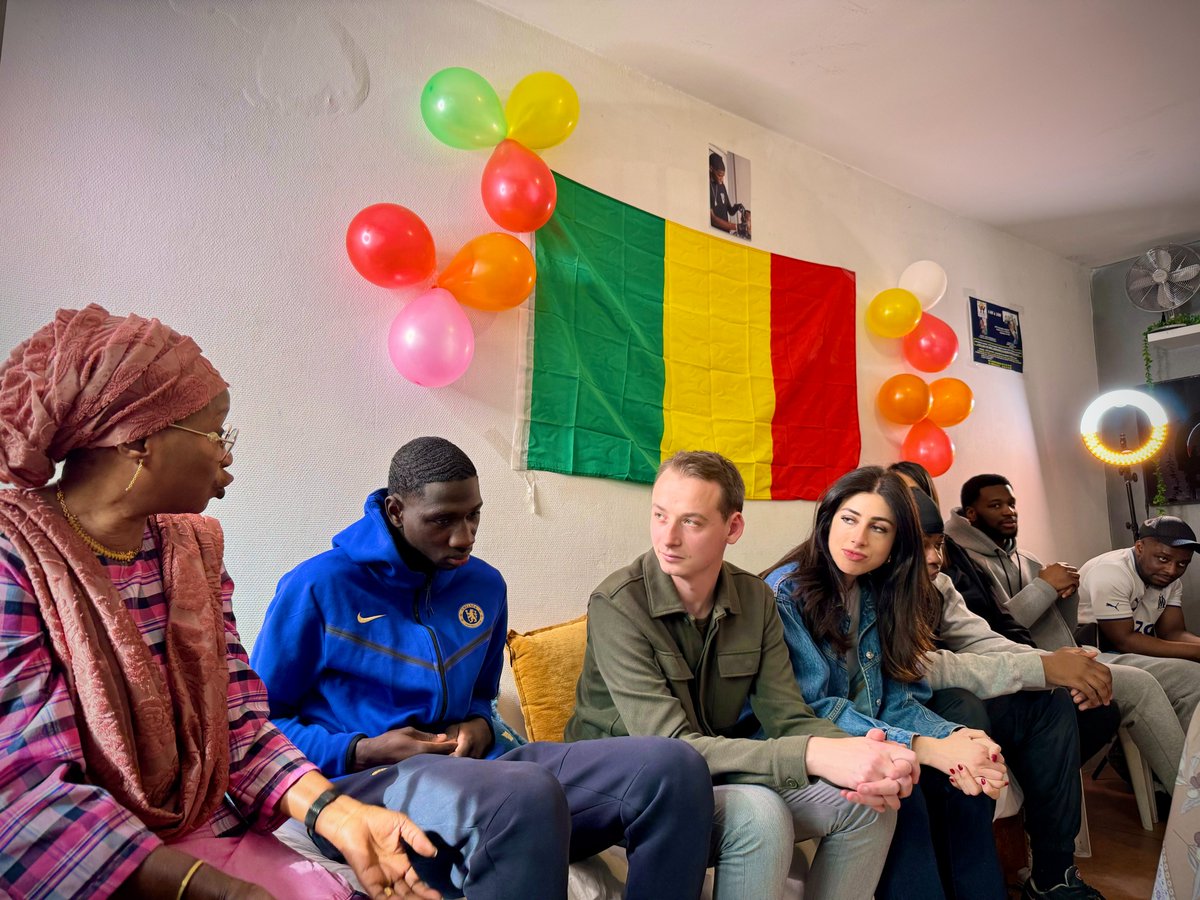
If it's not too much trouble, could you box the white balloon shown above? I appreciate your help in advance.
[899,260,948,310]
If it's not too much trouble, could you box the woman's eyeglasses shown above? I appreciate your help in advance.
[167,424,238,461]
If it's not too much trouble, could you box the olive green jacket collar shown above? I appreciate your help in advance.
[640,550,743,620]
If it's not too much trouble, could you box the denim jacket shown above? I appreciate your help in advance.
[765,563,959,748]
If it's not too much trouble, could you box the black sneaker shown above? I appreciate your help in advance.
[1021,866,1105,899]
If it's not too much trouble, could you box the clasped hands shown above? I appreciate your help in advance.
[807,728,918,812]
[913,729,1008,800]
[355,718,494,769]
[1041,646,1113,711]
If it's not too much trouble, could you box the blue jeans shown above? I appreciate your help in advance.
[875,769,1004,900]
[323,737,713,899]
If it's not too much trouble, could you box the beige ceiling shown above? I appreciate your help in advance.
[482,0,1200,268]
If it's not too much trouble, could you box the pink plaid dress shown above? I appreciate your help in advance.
[0,528,353,899]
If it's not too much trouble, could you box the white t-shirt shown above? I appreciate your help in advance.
[1078,547,1182,636]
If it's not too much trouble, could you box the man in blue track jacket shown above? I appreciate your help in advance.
[253,436,713,900]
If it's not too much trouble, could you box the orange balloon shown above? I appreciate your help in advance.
[437,233,536,311]
[928,377,974,427]
[877,374,932,424]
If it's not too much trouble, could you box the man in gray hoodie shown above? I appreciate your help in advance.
[914,489,1107,900]
[944,473,1186,788]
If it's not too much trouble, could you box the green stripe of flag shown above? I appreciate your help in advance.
[528,176,666,483]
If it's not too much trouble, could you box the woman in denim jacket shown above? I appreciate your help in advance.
[763,466,1008,900]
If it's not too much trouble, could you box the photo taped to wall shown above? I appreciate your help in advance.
[708,145,751,241]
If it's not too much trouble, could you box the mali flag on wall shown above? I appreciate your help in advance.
[516,175,859,500]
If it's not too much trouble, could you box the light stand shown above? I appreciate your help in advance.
[1115,433,1141,541]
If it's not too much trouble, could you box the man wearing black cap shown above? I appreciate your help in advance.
[1078,516,1200,734]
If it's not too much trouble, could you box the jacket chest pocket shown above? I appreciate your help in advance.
[708,648,760,729]
[717,648,761,679]
[655,649,694,683]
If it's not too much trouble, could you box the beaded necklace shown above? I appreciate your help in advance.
[55,486,139,563]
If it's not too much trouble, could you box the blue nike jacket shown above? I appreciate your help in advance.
[251,489,508,776]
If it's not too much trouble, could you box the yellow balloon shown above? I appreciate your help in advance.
[505,72,580,150]
[866,288,922,338]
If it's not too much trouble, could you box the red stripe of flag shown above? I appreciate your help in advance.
[769,255,861,499]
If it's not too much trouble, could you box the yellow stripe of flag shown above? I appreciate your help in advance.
[661,222,776,500]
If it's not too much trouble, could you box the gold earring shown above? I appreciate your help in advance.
[125,460,143,493]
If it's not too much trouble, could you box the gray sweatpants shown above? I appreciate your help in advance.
[1104,656,1200,786]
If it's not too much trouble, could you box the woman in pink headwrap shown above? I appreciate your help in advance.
[0,306,441,900]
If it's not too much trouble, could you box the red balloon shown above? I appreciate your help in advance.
[481,139,557,233]
[901,313,958,373]
[346,203,436,288]
[902,420,955,477]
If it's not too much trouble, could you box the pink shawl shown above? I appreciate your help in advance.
[0,488,232,838]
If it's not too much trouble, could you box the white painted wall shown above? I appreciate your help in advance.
[0,0,1108,719]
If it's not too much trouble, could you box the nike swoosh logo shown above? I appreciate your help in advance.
[357,613,386,624]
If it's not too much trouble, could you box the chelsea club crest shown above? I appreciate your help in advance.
[458,603,484,628]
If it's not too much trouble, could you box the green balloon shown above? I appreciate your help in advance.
[421,67,508,150]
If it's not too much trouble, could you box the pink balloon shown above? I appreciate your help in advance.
[901,420,956,477]
[387,288,475,387]
[902,313,959,373]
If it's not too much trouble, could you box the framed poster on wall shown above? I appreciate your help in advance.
[970,297,1023,373]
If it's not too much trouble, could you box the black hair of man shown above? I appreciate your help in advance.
[960,473,1011,510]
[709,151,725,172]
[388,436,477,498]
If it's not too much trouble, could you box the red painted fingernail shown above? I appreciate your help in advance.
[957,764,965,771]
[980,778,987,785]
[991,754,998,762]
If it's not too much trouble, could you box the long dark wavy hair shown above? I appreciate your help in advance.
[763,466,939,683]
[887,460,940,507]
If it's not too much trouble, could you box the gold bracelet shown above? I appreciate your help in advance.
[176,859,205,900]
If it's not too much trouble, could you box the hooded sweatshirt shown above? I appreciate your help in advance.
[923,571,1048,699]
[251,489,507,775]
[944,508,1078,651]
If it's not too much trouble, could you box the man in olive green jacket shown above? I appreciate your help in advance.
[565,451,916,900]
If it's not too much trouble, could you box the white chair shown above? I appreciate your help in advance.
[1119,725,1160,831]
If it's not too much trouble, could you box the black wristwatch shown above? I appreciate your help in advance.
[305,788,341,842]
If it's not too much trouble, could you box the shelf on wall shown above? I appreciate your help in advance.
[1147,323,1200,350]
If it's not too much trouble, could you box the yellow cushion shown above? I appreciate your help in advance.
[506,615,588,742]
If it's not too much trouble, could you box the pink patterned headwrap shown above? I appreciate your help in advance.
[0,304,228,488]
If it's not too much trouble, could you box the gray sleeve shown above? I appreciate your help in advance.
[1002,577,1060,630]
[923,647,1046,698]
[928,577,1046,697]
[938,576,1044,659]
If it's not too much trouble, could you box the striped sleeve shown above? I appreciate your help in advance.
[220,569,316,833]
[0,537,159,899]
